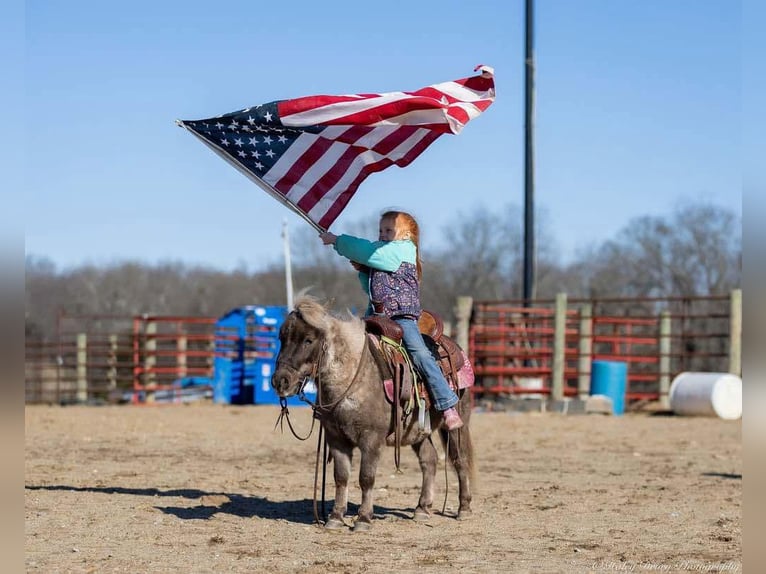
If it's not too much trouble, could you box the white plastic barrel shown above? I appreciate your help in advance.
[668,372,742,420]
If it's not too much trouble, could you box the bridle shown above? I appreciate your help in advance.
[273,343,326,441]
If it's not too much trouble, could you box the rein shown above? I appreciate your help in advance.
[274,334,371,525]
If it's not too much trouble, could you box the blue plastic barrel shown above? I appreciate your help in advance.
[590,361,628,415]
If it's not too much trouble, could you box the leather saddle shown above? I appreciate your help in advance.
[364,310,465,406]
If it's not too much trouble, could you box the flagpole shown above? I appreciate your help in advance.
[282,219,294,310]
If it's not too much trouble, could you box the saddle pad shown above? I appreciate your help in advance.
[456,349,475,389]
[383,378,395,403]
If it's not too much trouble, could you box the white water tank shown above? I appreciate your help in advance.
[669,372,742,420]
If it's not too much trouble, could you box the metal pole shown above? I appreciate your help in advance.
[523,0,536,304]
[282,219,294,309]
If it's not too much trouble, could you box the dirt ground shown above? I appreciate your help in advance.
[25,403,741,573]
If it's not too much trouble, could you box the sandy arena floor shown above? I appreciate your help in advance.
[25,404,741,573]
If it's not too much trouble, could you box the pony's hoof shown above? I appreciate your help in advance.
[324,517,346,530]
[352,519,373,532]
[413,508,431,522]
[456,509,473,521]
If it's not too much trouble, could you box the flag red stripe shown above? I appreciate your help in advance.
[278,95,369,117]
[274,125,374,199]
[333,124,376,145]
[370,125,419,155]
[303,97,451,127]
[296,146,361,212]
[273,136,335,195]
[316,131,442,228]
[293,125,420,215]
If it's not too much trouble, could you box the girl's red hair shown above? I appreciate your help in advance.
[381,210,422,279]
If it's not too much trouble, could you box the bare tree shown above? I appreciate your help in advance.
[576,201,741,297]
[25,200,740,343]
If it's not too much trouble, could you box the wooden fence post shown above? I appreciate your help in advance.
[108,334,118,391]
[578,303,592,400]
[76,333,87,403]
[551,292,567,402]
[658,311,672,409]
[728,288,742,376]
[177,334,188,380]
[454,296,473,354]
[144,320,157,402]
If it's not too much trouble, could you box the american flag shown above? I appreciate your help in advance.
[177,65,495,231]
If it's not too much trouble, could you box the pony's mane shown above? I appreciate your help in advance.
[293,294,364,335]
[293,294,331,331]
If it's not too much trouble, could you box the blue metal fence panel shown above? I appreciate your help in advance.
[213,305,315,406]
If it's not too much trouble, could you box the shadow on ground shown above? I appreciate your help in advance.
[25,484,411,525]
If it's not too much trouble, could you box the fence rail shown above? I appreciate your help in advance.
[467,291,741,409]
[25,291,742,408]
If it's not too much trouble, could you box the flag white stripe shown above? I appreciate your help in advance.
[449,101,487,121]
[281,91,446,127]
[368,109,451,128]
[351,124,405,149]
[283,141,350,204]
[431,80,494,102]
[262,132,322,185]
[265,124,404,195]
[305,128,432,222]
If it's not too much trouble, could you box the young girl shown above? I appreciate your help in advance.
[319,210,463,431]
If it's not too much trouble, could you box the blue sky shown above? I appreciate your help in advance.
[20,0,742,271]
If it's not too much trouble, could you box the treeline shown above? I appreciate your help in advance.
[25,201,741,342]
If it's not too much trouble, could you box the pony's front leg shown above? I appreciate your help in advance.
[353,441,382,532]
[325,444,353,530]
[411,437,438,521]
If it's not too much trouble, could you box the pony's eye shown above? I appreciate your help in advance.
[303,338,313,346]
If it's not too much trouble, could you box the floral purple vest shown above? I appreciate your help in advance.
[368,262,421,319]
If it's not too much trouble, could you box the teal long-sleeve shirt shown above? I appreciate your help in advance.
[333,234,417,294]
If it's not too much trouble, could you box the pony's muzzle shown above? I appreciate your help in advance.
[272,363,300,397]
[272,373,291,397]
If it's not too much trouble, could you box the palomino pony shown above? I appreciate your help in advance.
[272,295,475,531]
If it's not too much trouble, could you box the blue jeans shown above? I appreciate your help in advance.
[394,317,459,411]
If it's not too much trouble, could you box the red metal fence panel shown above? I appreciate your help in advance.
[469,295,734,408]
